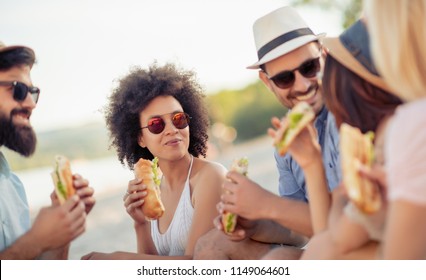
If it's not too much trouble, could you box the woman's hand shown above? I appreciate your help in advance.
[123,178,148,224]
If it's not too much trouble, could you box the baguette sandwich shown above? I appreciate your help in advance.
[340,123,381,214]
[222,157,249,234]
[274,101,315,156]
[51,155,75,204]
[134,157,165,220]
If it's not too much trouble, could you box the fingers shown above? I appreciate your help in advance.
[73,174,89,189]
[124,189,147,206]
[63,195,80,211]
[225,171,247,186]
[81,252,95,260]
[123,179,145,201]
[270,116,282,129]
[267,127,277,139]
[125,198,145,213]
[213,214,223,230]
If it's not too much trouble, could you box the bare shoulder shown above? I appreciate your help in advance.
[190,158,227,191]
[193,157,227,178]
[190,158,227,205]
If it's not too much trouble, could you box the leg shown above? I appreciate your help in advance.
[261,246,303,260]
[301,230,379,259]
[193,229,273,260]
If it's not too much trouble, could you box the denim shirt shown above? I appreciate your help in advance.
[275,107,341,202]
[0,151,30,251]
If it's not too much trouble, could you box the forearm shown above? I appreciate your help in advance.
[0,230,43,260]
[259,194,313,237]
[303,158,331,233]
[38,244,70,260]
[134,222,157,254]
[251,219,308,247]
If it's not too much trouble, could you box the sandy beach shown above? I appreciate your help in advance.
[65,136,279,259]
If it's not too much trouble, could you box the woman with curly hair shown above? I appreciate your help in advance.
[82,63,226,260]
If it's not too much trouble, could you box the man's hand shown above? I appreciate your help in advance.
[50,173,95,215]
[221,172,276,221]
[268,117,321,169]
[30,195,86,251]
[214,202,259,241]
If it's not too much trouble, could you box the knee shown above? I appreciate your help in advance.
[193,229,228,260]
[261,246,302,260]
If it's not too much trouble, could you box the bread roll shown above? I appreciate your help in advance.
[274,101,315,156]
[222,157,249,234]
[340,123,381,214]
[51,155,75,204]
[134,157,165,220]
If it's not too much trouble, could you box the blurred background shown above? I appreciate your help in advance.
[1,0,361,259]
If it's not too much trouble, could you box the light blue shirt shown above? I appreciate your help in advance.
[275,107,341,202]
[0,151,30,251]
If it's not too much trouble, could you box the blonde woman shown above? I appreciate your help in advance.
[364,0,426,259]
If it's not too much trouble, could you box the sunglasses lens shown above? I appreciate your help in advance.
[270,57,321,89]
[147,118,165,134]
[272,72,295,89]
[13,82,28,101]
[299,58,320,78]
[172,112,190,129]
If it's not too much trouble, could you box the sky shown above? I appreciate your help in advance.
[1,0,343,132]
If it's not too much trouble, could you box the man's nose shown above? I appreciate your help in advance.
[292,71,312,93]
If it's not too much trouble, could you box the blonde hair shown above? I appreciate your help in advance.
[364,0,426,101]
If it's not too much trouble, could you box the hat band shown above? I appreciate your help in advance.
[257,28,315,60]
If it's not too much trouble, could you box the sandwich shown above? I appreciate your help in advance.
[340,123,381,214]
[51,155,75,204]
[222,157,249,234]
[274,101,315,156]
[134,157,165,220]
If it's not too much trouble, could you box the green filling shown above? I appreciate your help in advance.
[152,157,161,186]
[55,164,67,199]
[237,157,249,176]
[226,213,236,232]
[289,112,304,129]
[278,112,304,149]
[365,131,375,164]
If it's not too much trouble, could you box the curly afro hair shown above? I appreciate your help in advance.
[104,62,210,170]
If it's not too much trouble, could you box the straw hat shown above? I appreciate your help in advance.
[247,6,324,69]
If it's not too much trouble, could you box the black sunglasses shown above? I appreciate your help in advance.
[0,81,40,104]
[264,57,321,89]
[141,112,191,134]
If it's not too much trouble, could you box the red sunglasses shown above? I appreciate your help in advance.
[141,112,191,134]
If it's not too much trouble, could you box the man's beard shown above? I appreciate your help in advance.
[0,109,37,157]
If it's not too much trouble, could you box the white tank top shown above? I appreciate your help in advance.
[151,156,194,256]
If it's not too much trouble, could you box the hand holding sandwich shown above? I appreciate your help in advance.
[221,171,277,222]
[269,117,320,167]
[123,177,149,224]
[50,155,95,214]
[214,211,258,241]
[268,102,321,169]
[30,195,87,253]
[123,157,164,224]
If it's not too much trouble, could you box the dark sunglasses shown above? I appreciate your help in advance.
[264,57,321,89]
[0,81,40,104]
[141,112,191,134]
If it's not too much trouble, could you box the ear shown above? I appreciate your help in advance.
[259,70,273,92]
[138,133,146,148]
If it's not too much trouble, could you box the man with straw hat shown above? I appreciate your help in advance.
[195,6,341,260]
